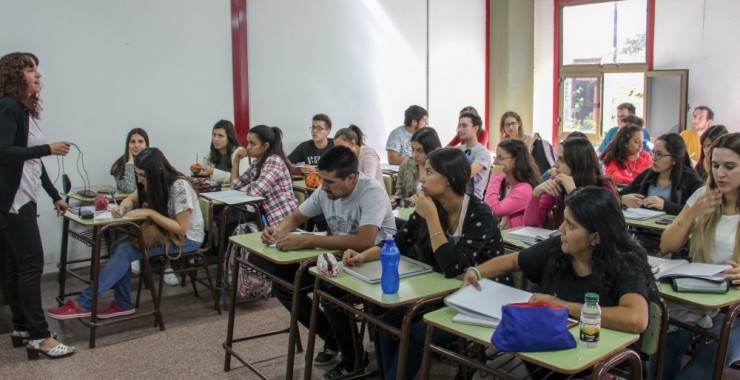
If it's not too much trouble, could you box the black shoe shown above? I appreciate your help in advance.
[323,351,369,380]
[314,346,338,366]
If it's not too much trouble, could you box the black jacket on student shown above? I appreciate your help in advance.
[0,96,61,212]
[619,166,703,215]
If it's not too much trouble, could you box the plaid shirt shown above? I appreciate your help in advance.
[231,155,298,226]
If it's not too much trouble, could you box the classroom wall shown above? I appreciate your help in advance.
[532,0,740,143]
[0,0,233,272]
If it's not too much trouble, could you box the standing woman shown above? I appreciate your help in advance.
[391,127,441,208]
[231,125,298,227]
[0,52,74,358]
[524,137,618,228]
[485,139,541,229]
[193,120,246,184]
[48,148,204,319]
[344,148,512,380]
[333,124,383,186]
[499,111,531,146]
[601,124,653,185]
[110,128,149,194]
[660,133,740,379]
[695,125,728,181]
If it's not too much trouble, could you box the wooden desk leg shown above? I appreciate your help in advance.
[285,259,314,379]
[419,325,436,380]
[302,275,323,380]
[56,217,71,305]
[223,250,241,371]
[713,304,740,380]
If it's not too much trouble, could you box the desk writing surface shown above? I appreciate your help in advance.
[393,207,415,221]
[64,190,129,203]
[625,215,673,231]
[309,266,460,308]
[229,232,336,265]
[424,307,639,374]
[658,282,740,309]
[501,227,531,250]
[63,210,145,226]
[292,180,317,193]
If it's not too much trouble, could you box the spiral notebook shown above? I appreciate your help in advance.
[342,256,432,284]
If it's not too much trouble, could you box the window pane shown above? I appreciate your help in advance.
[562,0,647,65]
[563,77,599,134]
[601,72,644,133]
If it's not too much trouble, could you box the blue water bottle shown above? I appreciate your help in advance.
[380,235,400,294]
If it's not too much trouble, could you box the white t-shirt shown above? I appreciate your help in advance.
[385,126,413,159]
[686,186,739,264]
[11,117,44,213]
[299,173,396,245]
[458,143,491,200]
[167,179,205,243]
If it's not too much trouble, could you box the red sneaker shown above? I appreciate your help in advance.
[48,300,91,320]
[96,302,135,319]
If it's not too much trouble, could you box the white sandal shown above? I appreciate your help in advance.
[26,338,75,360]
[11,331,58,348]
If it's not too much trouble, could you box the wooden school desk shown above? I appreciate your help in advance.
[658,282,740,380]
[625,214,674,232]
[222,232,338,380]
[420,307,642,379]
[58,211,163,348]
[302,266,461,380]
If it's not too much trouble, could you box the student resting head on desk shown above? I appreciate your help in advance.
[110,128,149,194]
[48,147,205,320]
[344,147,513,380]
[256,145,396,378]
[659,132,740,380]
[523,137,619,228]
[465,186,654,334]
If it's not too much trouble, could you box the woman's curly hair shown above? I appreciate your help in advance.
[0,52,41,118]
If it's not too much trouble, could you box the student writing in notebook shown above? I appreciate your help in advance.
[659,132,740,379]
[344,148,512,380]
[464,186,653,343]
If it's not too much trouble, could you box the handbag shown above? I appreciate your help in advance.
[130,220,185,260]
[491,302,576,352]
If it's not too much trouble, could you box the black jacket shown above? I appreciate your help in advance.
[619,166,703,215]
[0,96,61,213]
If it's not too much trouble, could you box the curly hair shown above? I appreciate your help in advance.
[0,52,41,118]
[499,111,523,140]
[600,124,643,169]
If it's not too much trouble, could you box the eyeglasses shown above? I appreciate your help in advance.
[504,122,519,128]
[309,126,327,132]
[653,151,671,160]
[494,156,511,162]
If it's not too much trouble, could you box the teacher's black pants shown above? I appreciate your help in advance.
[0,202,51,340]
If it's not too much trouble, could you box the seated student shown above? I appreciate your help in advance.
[681,105,714,164]
[446,106,489,147]
[257,146,396,377]
[48,148,204,319]
[344,148,512,380]
[191,120,246,183]
[333,124,383,186]
[456,112,491,200]
[230,125,298,227]
[386,105,428,165]
[485,139,541,229]
[288,113,334,175]
[110,128,149,194]
[659,132,740,380]
[524,138,618,228]
[601,124,653,185]
[598,105,652,154]
[620,133,703,216]
[464,187,653,355]
[695,124,728,181]
[499,111,532,147]
[392,127,442,208]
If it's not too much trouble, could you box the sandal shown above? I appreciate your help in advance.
[26,338,75,360]
[10,331,58,348]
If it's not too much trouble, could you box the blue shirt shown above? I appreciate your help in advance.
[598,126,653,153]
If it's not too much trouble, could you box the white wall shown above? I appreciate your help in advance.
[533,0,740,144]
[1,0,233,272]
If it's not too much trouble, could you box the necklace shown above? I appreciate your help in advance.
[627,156,639,175]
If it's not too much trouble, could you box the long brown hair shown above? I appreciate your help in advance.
[0,52,42,118]
[111,128,150,178]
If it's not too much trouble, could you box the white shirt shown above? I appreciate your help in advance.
[10,117,44,213]
[686,186,739,264]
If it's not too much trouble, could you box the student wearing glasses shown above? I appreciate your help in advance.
[288,113,334,175]
[485,139,541,228]
[499,111,531,147]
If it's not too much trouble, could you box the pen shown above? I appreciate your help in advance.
[261,215,268,227]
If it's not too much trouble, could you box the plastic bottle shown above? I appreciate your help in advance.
[579,292,601,348]
[380,235,400,294]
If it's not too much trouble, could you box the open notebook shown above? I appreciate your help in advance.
[648,256,731,281]
[444,279,533,328]
[342,256,432,284]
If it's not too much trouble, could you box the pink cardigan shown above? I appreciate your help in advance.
[484,173,533,228]
[603,150,652,185]
[523,180,620,227]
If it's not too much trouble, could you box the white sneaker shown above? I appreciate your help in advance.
[163,269,180,286]
[131,260,140,275]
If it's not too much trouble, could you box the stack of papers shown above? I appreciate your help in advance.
[623,208,665,220]
[444,279,532,328]
[508,227,557,242]
[342,256,432,284]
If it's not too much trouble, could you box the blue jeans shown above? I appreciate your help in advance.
[76,238,202,310]
[658,313,740,379]
[378,306,455,380]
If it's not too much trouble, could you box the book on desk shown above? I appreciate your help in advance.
[648,256,731,281]
[508,227,558,243]
[444,279,532,327]
[623,207,666,220]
